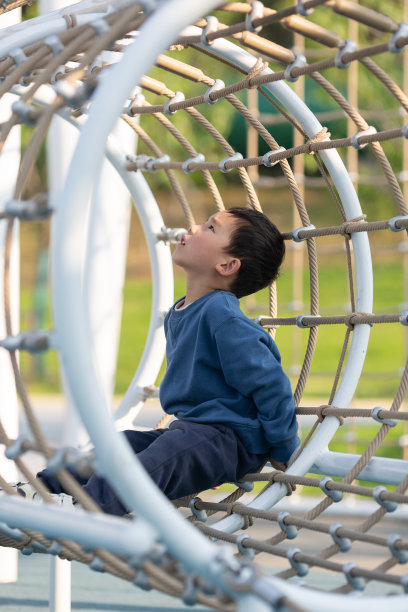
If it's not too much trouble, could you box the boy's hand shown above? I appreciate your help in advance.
[270,459,288,472]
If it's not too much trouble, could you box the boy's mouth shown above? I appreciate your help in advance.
[180,234,187,246]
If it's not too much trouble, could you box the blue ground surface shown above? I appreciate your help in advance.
[0,553,212,612]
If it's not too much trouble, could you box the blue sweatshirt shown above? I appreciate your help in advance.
[160,290,299,461]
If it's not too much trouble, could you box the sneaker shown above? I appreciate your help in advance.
[6,482,77,509]
[7,481,39,500]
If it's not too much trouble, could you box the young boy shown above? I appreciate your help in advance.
[13,207,299,515]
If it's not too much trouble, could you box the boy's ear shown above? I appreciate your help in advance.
[216,257,241,277]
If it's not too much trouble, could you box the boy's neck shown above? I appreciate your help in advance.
[183,275,229,307]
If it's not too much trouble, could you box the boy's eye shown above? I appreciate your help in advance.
[208,224,215,232]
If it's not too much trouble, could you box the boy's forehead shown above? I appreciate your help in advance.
[208,210,234,226]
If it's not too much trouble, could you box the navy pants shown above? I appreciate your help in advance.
[38,420,268,516]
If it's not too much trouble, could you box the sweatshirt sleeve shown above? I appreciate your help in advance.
[214,317,299,461]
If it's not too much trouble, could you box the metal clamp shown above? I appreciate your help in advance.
[388,215,408,232]
[296,0,313,17]
[181,574,198,606]
[204,79,225,104]
[0,331,50,353]
[234,479,254,493]
[329,523,351,552]
[145,155,170,172]
[201,15,218,46]
[189,497,207,522]
[90,557,105,573]
[245,1,264,33]
[387,534,408,563]
[292,224,315,242]
[133,569,151,590]
[157,227,185,244]
[278,511,297,539]
[5,435,31,460]
[236,534,254,559]
[128,92,145,116]
[263,147,286,167]
[371,406,397,427]
[373,485,397,512]
[163,91,185,115]
[343,562,365,591]
[350,125,377,150]
[47,541,63,556]
[5,199,52,221]
[54,79,95,109]
[296,314,321,329]
[12,100,38,126]
[319,476,343,502]
[287,547,308,577]
[400,310,408,326]
[389,22,408,53]
[335,39,357,69]
[401,574,408,594]
[182,153,205,173]
[284,54,307,82]
[45,35,64,56]
[218,152,243,173]
[9,47,27,66]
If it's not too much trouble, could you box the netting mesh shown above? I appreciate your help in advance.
[0,1,407,609]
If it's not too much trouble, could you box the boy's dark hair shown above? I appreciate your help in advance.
[224,207,285,299]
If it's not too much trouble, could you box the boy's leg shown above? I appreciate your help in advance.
[37,428,165,515]
[133,420,268,501]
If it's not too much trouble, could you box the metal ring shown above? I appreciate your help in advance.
[284,54,307,82]
[200,15,218,46]
[263,147,286,167]
[218,152,243,173]
[245,1,264,33]
[182,153,205,173]
[389,22,408,53]
[203,79,225,104]
[350,126,377,150]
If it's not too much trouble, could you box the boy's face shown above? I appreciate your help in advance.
[172,211,238,279]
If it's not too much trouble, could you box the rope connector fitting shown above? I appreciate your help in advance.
[296,314,321,329]
[371,406,397,427]
[287,547,308,577]
[350,125,377,150]
[12,100,39,127]
[278,511,298,539]
[388,215,408,232]
[182,153,205,173]
[329,523,351,552]
[236,533,254,559]
[389,22,408,53]
[292,224,316,242]
[387,534,408,564]
[45,35,64,56]
[157,227,185,244]
[245,1,264,33]
[5,435,32,460]
[296,0,313,16]
[319,476,343,502]
[201,16,219,46]
[189,497,207,522]
[263,147,286,167]
[145,155,170,172]
[335,39,357,69]
[343,562,365,591]
[5,198,52,220]
[234,479,254,493]
[0,331,50,353]
[219,152,243,173]
[373,486,397,512]
[204,79,225,104]
[163,91,185,115]
[284,54,307,82]
[400,310,408,326]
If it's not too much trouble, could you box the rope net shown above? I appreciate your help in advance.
[0,1,407,609]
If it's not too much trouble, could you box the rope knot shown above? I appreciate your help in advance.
[246,57,267,88]
[341,214,367,237]
[228,503,253,528]
[306,127,331,154]
[346,311,374,329]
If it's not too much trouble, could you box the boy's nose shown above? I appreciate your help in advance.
[189,225,198,234]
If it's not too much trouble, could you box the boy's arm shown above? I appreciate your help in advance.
[215,318,299,461]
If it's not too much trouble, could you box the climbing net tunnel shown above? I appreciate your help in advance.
[0,0,407,610]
